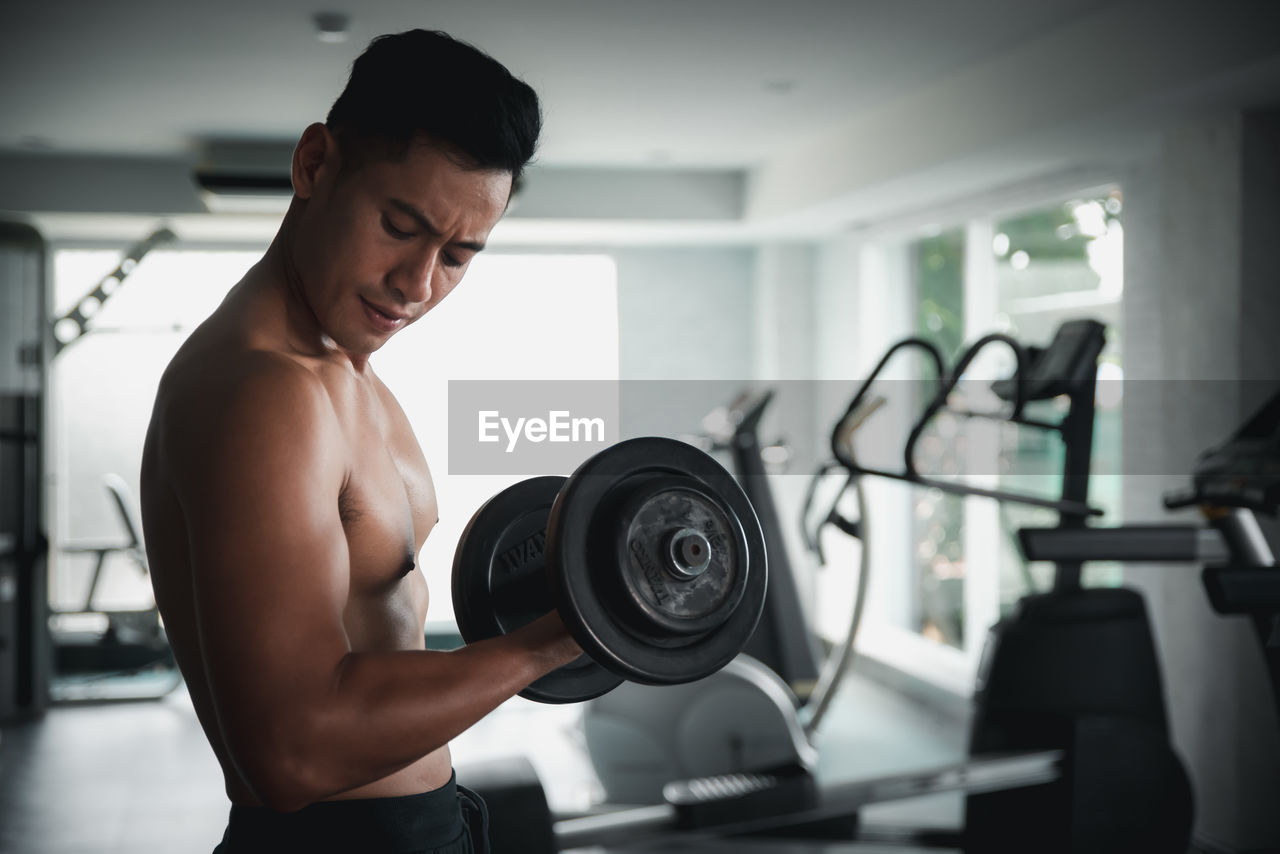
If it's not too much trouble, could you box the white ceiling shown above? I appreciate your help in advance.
[2,0,1122,168]
[5,0,1280,244]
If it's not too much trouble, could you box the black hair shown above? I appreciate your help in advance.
[325,29,541,184]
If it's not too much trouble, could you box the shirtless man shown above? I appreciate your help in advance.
[140,30,581,853]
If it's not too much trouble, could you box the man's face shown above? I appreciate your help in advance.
[290,132,512,355]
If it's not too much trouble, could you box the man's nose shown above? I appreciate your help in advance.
[394,248,437,305]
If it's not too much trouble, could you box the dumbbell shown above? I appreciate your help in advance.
[452,436,768,703]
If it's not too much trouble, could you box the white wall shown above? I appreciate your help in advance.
[613,246,755,383]
[609,243,773,476]
[1122,110,1280,851]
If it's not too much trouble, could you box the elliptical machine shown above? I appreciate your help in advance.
[827,318,1195,853]
[584,388,871,803]
[468,319,1280,854]
[588,318,1198,853]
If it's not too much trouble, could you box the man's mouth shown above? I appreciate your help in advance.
[360,297,408,332]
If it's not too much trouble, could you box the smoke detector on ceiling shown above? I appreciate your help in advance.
[314,12,350,44]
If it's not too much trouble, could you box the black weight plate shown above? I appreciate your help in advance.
[608,474,747,636]
[452,476,624,704]
[545,437,767,686]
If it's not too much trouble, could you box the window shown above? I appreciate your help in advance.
[49,248,261,614]
[989,194,1125,608]
[814,187,1124,693]
[911,228,968,649]
[47,249,620,631]
[373,254,619,629]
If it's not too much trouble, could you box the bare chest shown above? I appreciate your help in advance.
[334,390,437,646]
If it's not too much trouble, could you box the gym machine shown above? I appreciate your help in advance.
[0,222,51,723]
[44,229,180,702]
[463,318,1209,853]
[1017,386,1280,732]
[706,390,824,695]
[49,474,175,698]
[582,389,870,805]
[823,319,1196,853]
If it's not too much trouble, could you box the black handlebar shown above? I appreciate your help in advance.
[828,329,1102,518]
[903,333,1030,479]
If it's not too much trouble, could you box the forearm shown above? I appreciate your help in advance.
[246,614,579,809]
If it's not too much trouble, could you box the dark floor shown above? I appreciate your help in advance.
[0,688,228,853]
[0,671,968,854]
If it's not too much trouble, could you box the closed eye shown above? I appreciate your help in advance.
[382,214,414,240]
[383,210,472,269]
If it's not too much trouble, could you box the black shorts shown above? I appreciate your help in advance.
[212,771,490,854]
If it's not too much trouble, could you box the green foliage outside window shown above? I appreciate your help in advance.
[906,191,1124,646]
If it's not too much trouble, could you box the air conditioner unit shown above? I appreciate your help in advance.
[193,140,295,213]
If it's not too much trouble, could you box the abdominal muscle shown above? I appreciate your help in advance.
[216,724,454,806]
[322,747,455,801]
[320,572,453,801]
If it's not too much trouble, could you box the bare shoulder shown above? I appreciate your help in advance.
[156,346,345,493]
[164,346,330,427]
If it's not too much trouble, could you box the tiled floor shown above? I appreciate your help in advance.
[0,670,967,854]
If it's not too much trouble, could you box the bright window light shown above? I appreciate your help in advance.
[373,254,620,628]
[50,248,620,627]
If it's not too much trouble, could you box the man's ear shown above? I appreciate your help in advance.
[292,123,338,200]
